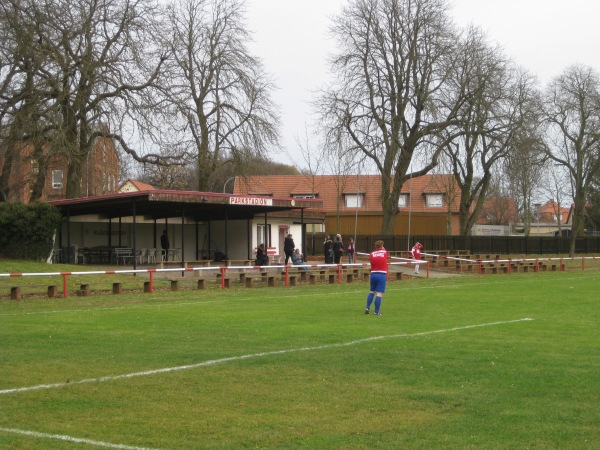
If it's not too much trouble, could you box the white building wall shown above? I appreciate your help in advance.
[58,217,306,264]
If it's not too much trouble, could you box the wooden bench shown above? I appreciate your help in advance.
[226,260,254,267]
[515,261,538,273]
[244,274,276,288]
[480,263,509,274]
[541,262,562,271]
[185,260,212,267]
[266,247,281,264]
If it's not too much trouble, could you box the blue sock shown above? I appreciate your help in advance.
[374,296,382,314]
[366,293,374,311]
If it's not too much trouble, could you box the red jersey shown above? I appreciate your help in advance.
[411,245,421,260]
[370,248,388,273]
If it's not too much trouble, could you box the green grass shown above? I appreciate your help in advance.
[1,264,599,449]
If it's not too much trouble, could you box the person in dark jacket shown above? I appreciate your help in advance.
[323,235,333,264]
[283,233,295,264]
[160,230,170,261]
[333,235,344,264]
[254,243,269,266]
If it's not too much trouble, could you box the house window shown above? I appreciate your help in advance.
[52,170,63,189]
[292,194,316,199]
[426,193,443,208]
[345,194,364,208]
[257,224,271,247]
[398,194,409,208]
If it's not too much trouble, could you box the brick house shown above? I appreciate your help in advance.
[233,174,463,236]
[0,134,119,203]
[537,200,570,225]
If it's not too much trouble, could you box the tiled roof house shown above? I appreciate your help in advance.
[538,200,571,225]
[119,179,156,193]
[234,174,463,236]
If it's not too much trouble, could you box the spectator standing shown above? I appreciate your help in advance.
[160,230,170,261]
[284,233,295,264]
[347,238,355,263]
[365,240,388,315]
[333,235,344,264]
[323,235,333,264]
[411,242,423,274]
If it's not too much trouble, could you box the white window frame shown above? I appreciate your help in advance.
[344,193,364,208]
[292,194,316,199]
[425,193,444,208]
[52,170,63,189]
[398,194,409,208]
[257,224,271,247]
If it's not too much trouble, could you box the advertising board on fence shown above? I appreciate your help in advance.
[471,225,508,236]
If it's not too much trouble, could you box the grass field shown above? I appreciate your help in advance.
[1,265,599,449]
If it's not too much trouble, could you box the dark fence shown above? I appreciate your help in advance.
[306,234,600,257]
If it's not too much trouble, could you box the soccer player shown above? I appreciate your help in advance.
[411,242,423,274]
[365,240,388,315]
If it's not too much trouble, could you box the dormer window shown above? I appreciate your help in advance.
[425,193,443,207]
[345,193,364,208]
[398,194,409,208]
[292,194,317,199]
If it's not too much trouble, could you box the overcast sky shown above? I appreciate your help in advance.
[245,0,600,169]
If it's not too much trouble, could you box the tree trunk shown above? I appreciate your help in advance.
[0,145,15,202]
[66,159,83,199]
[568,193,586,257]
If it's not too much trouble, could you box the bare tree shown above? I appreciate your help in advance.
[292,124,328,198]
[317,0,467,234]
[429,159,461,235]
[542,64,600,256]
[504,123,547,236]
[0,0,172,199]
[540,167,571,236]
[444,27,537,235]
[156,0,280,192]
[325,137,358,232]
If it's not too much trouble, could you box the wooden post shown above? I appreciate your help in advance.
[10,287,21,300]
[47,285,58,298]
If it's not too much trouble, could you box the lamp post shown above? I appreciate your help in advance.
[223,176,236,193]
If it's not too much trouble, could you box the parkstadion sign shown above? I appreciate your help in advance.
[229,196,273,206]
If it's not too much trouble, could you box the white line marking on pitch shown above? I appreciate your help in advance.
[0,318,533,396]
[0,427,162,450]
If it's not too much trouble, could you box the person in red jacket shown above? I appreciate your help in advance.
[365,240,388,316]
[411,242,423,274]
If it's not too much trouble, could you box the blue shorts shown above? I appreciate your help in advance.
[370,272,387,294]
